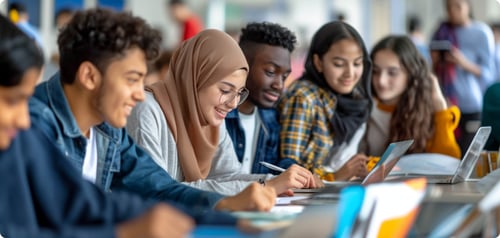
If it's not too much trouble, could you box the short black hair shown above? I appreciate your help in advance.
[168,0,186,6]
[239,22,296,53]
[407,15,422,33]
[8,2,27,13]
[58,8,162,84]
[0,15,43,87]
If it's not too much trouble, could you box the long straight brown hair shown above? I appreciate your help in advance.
[370,35,435,153]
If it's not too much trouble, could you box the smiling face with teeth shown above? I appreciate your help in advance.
[92,47,147,128]
[198,69,248,127]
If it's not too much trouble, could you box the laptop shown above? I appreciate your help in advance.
[390,126,491,184]
[292,139,414,205]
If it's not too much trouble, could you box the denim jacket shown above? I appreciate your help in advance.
[29,73,224,210]
[0,125,152,238]
[225,108,285,174]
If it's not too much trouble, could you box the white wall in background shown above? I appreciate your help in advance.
[126,0,179,49]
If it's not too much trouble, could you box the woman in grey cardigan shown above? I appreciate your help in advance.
[126,29,322,196]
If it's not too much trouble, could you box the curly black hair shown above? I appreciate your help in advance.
[58,8,162,84]
[239,22,296,53]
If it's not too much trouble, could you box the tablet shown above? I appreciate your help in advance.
[430,40,452,51]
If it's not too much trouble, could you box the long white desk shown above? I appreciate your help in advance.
[425,181,484,203]
[272,181,486,238]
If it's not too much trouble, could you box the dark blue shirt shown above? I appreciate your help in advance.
[225,108,286,174]
[0,125,151,237]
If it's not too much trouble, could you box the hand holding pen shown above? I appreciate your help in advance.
[259,162,324,196]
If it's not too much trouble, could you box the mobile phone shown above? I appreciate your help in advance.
[430,40,452,52]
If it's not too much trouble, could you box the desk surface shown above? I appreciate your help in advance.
[278,204,337,238]
[274,181,485,238]
[426,181,484,203]
[293,181,484,204]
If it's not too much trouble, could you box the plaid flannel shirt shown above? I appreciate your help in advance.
[278,80,338,172]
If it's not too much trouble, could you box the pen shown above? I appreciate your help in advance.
[259,161,286,172]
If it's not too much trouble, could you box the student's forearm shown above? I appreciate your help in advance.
[182,179,253,196]
[462,60,481,77]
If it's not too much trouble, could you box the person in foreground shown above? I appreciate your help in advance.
[0,14,193,238]
[362,35,461,162]
[278,21,374,181]
[127,28,320,196]
[29,8,275,214]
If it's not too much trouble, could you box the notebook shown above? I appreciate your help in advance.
[291,139,414,205]
[391,126,491,184]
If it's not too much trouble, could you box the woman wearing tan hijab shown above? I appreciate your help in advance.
[127,29,321,196]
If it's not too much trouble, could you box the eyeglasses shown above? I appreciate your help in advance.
[219,88,250,106]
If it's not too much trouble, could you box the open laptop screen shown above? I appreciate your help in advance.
[362,139,414,185]
[454,126,491,182]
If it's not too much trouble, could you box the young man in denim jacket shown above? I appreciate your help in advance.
[29,8,276,216]
[225,22,299,174]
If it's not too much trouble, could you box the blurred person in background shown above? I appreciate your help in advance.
[167,0,203,42]
[407,15,431,64]
[8,2,43,47]
[43,7,76,82]
[431,0,495,152]
[145,50,173,86]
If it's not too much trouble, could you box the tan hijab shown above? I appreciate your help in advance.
[146,29,248,182]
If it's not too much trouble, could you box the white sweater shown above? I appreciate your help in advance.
[363,104,392,156]
[126,92,272,196]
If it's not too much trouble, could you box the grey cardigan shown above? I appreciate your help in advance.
[126,92,273,196]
